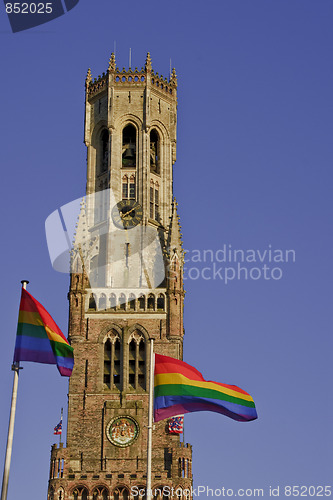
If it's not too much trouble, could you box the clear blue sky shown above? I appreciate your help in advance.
[0,1,332,498]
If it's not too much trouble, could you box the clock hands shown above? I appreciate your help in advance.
[111,200,143,229]
[120,206,136,219]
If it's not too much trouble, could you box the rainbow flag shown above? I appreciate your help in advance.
[154,354,257,423]
[13,288,74,377]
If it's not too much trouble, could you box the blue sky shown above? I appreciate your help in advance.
[0,1,332,498]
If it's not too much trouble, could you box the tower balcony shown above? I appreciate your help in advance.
[85,288,167,315]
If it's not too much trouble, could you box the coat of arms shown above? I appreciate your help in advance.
[107,416,139,447]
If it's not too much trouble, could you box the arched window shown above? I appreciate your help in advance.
[129,174,136,199]
[89,293,97,310]
[122,174,136,200]
[153,487,169,500]
[154,183,159,221]
[136,486,146,500]
[138,294,145,310]
[157,294,165,310]
[122,175,128,199]
[178,457,188,478]
[128,331,146,390]
[122,125,136,167]
[93,486,109,500]
[99,293,107,310]
[113,487,129,500]
[147,294,155,310]
[119,293,126,310]
[72,487,88,500]
[150,129,160,174]
[129,293,136,311]
[49,488,54,500]
[100,129,109,173]
[104,331,121,390]
[150,181,159,221]
[110,293,116,310]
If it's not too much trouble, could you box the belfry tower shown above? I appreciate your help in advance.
[47,52,192,500]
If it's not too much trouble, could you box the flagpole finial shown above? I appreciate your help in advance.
[20,280,29,289]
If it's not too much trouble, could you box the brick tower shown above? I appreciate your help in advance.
[47,52,192,500]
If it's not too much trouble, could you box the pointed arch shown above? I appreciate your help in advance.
[92,486,109,500]
[150,129,160,174]
[71,486,89,500]
[122,124,136,168]
[100,129,109,173]
[99,325,123,391]
[113,486,130,500]
[127,325,149,391]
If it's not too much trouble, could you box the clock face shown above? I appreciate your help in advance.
[106,416,139,447]
[111,200,143,229]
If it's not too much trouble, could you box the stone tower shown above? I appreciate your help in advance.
[48,53,192,500]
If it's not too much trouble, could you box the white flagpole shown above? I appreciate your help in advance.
[146,339,154,500]
[1,280,28,500]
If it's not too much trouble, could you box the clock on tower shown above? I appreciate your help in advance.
[48,52,192,500]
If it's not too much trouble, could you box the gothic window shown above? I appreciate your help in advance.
[113,487,129,500]
[122,175,128,199]
[100,129,109,173]
[150,184,154,219]
[150,129,160,174]
[110,293,116,310]
[72,487,88,500]
[128,331,146,390]
[178,458,189,478]
[122,124,136,167]
[147,293,155,310]
[99,293,107,310]
[153,487,169,500]
[136,486,146,500]
[104,331,121,390]
[150,181,159,221]
[138,294,145,310]
[129,174,136,199]
[89,293,97,310]
[129,293,136,310]
[93,486,109,500]
[157,294,165,310]
[49,488,54,500]
[119,293,126,310]
[122,175,136,200]
[154,183,159,221]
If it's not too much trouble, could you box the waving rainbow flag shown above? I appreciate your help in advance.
[154,354,257,423]
[13,288,74,377]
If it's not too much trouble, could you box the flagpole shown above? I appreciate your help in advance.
[59,408,63,446]
[146,338,154,500]
[1,280,28,500]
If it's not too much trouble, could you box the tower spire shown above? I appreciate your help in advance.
[167,197,184,258]
[145,52,152,72]
[170,67,177,85]
[85,68,92,87]
[108,52,116,72]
